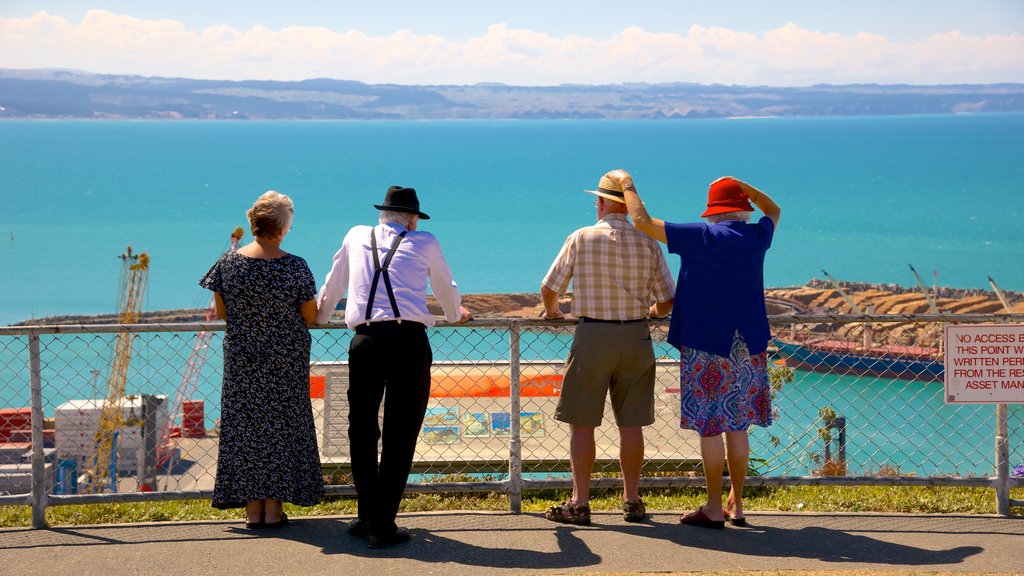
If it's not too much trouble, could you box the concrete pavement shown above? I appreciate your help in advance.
[2,510,1023,575]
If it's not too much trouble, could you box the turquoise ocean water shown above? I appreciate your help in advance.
[1,115,1022,475]
[2,115,1022,324]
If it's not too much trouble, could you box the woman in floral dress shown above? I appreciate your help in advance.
[200,191,323,528]
[613,170,781,529]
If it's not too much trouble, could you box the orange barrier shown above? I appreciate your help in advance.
[429,373,562,398]
[310,371,561,399]
[309,375,326,399]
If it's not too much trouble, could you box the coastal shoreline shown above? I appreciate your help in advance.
[11,280,1022,327]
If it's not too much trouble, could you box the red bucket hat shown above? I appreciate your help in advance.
[700,177,754,218]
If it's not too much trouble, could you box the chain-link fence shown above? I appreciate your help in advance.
[1,314,1022,527]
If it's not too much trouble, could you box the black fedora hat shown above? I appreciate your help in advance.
[373,185,430,220]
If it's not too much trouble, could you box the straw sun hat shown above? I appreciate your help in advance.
[584,173,627,204]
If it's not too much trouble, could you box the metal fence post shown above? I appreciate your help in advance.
[29,333,47,528]
[508,320,523,513]
[995,403,1010,516]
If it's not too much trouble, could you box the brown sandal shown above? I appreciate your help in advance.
[544,501,591,526]
[623,499,646,522]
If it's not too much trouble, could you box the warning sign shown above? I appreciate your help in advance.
[945,324,1024,404]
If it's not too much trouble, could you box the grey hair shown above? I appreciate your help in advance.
[246,191,293,238]
[706,210,751,225]
[379,210,415,227]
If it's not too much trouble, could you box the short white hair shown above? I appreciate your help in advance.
[379,210,415,227]
[706,211,751,225]
[247,190,293,237]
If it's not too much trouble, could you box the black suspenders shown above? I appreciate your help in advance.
[365,227,408,322]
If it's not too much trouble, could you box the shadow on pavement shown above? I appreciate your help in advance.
[2,510,1008,572]
[600,512,986,566]
[1,522,252,550]
[266,516,602,571]
[268,512,989,569]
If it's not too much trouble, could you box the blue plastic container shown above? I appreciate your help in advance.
[55,458,77,495]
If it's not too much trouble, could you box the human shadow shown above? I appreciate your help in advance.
[2,522,253,550]
[7,511,989,570]
[269,514,601,570]
[602,513,984,566]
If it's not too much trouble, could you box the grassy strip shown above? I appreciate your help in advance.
[1,485,1020,527]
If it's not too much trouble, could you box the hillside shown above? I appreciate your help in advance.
[2,69,1023,120]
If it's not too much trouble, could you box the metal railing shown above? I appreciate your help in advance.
[1,314,1022,528]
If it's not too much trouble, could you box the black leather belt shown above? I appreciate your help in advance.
[579,317,647,324]
[355,320,425,333]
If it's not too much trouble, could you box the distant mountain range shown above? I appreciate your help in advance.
[2,68,1023,120]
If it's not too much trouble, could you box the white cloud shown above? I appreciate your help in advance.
[1,9,1021,85]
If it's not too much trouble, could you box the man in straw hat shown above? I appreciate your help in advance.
[317,185,472,548]
[540,170,675,526]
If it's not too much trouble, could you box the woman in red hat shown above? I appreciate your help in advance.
[610,169,781,530]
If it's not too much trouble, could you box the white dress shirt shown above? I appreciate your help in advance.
[316,223,462,327]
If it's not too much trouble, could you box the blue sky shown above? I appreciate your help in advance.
[1,1,1022,85]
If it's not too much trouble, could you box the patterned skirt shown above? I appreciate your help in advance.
[679,331,772,437]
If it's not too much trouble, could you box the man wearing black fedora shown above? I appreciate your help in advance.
[317,185,471,548]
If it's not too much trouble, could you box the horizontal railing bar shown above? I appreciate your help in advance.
[322,458,702,475]
[522,475,1008,490]
[0,493,31,505]
[2,313,1020,336]
[743,476,1003,487]
[47,490,212,505]
[44,482,512,505]
[0,323,229,335]
[404,481,509,494]
[0,317,582,334]
[16,475,1021,507]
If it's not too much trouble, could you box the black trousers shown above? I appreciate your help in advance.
[347,321,432,537]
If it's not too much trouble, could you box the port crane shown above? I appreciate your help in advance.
[83,246,149,493]
[908,264,940,313]
[820,269,865,314]
[988,276,1013,313]
[821,269,875,348]
[156,228,243,474]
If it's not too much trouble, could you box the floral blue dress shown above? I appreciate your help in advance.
[678,331,772,437]
[200,252,324,509]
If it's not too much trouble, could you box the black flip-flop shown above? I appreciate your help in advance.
[725,512,748,527]
[679,507,725,529]
[263,513,289,529]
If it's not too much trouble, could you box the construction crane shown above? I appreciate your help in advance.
[83,246,149,493]
[988,276,1013,313]
[908,264,940,313]
[156,228,244,474]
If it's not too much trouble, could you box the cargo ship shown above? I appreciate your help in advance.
[772,338,944,382]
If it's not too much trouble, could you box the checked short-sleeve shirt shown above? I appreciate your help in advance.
[543,213,675,320]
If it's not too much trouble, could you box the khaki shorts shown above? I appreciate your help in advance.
[554,321,656,428]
